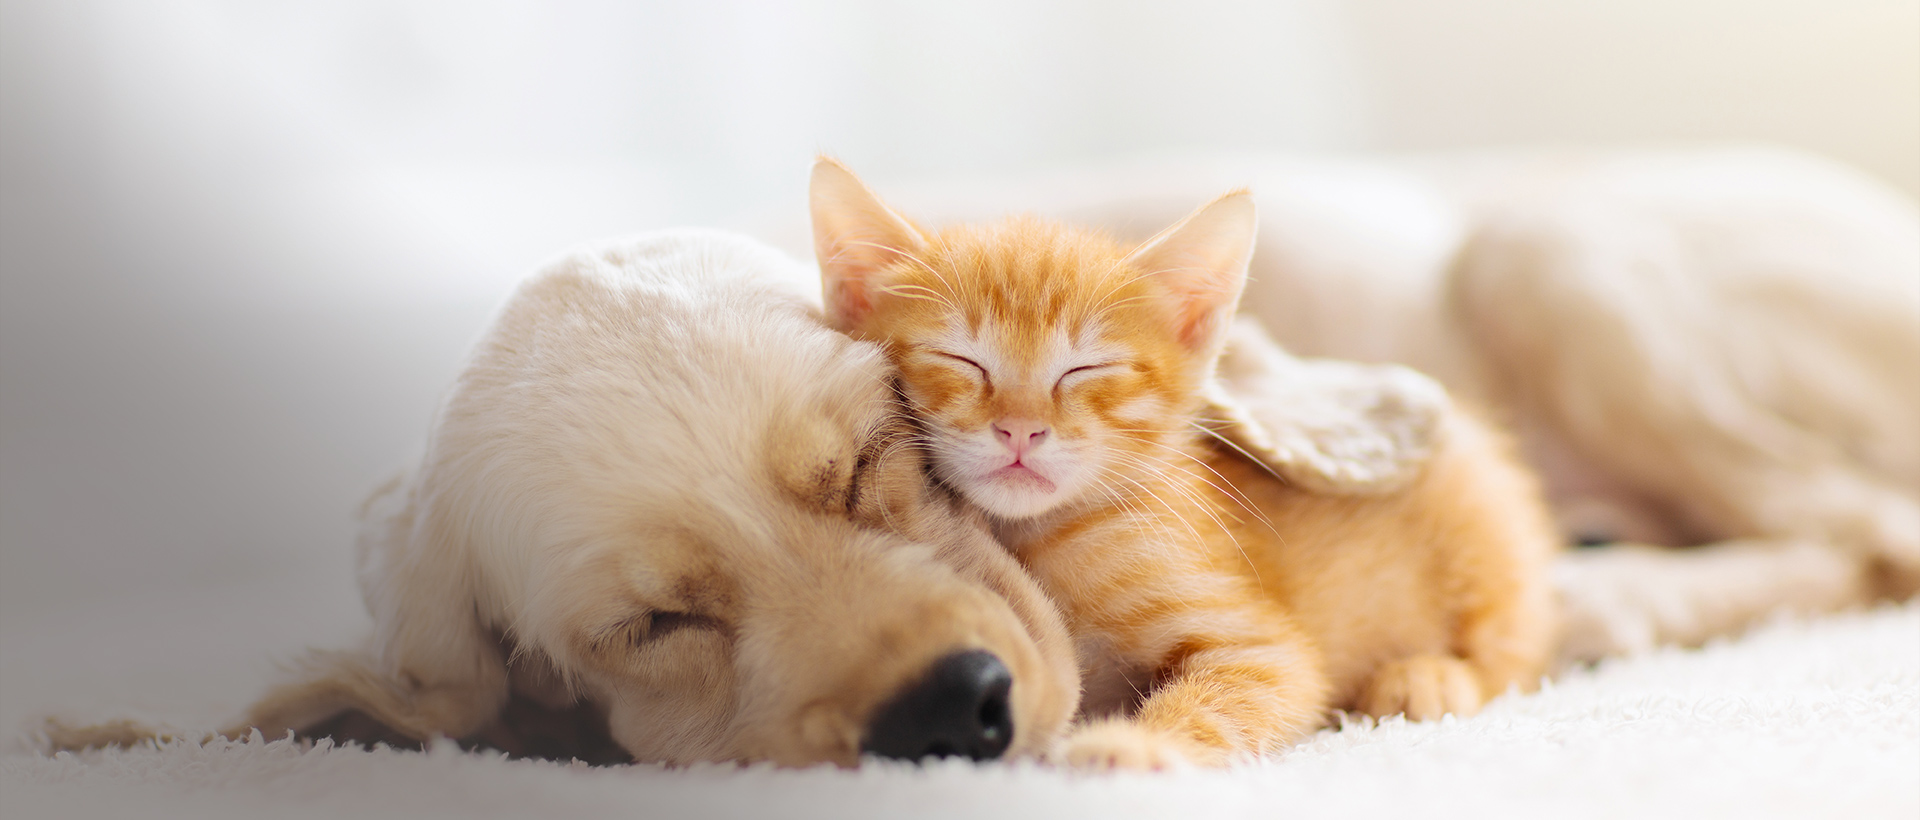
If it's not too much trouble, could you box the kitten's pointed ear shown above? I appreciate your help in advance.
[810,157,928,330]
[1123,190,1257,352]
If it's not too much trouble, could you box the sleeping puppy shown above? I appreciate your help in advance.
[845,146,1920,660]
[44,229,1081,767]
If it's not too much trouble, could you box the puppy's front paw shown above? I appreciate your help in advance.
[1358,655,1483,721]
[1054,720,1198,772]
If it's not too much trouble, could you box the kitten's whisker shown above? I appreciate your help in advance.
[1188,420,1291,487]
[1120,437,1280,538]
[1095,455,1213,549]
[1097,479,1166,544]
[1103,449,1270,593]
[1085,294,1155,326]
[1094,466,1203,548]
[1084,275,1136,314]
[841,239,969,304]
[1086,478,1169,549]
[877,283,960,313]
[1106,451,1240,539]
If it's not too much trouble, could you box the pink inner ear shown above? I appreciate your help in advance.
[1128,190,1254,354]
[823,263,873,329]
[1174,304,1216,350]
[1170,294,1233,352]
[817,227,898,329]
[1149,258,1238,352]
[811,167,922,330]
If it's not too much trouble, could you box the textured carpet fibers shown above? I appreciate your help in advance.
[7,603,1916,820]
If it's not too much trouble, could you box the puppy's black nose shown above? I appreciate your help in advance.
[862,649,1014,762]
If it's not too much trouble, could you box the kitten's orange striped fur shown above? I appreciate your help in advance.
[810,158,1558,769]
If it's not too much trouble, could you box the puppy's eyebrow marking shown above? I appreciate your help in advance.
[672,572,735,614]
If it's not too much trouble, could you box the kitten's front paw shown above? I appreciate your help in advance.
[1054,720,1199,772]
[1358,655,1483,721]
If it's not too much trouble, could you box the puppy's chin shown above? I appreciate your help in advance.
[732,711,863,769]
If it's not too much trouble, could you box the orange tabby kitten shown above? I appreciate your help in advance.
[809,158,1558,769]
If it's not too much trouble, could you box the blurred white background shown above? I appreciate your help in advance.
[2,0,1916,731]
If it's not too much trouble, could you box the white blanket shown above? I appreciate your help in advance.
[9,603,1915,820]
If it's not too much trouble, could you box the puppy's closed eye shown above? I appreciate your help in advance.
[645,611,720,643]
[598,611,722,651]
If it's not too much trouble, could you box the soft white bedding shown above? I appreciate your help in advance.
[9,603,1914,820]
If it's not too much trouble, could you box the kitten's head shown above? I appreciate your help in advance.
[809,158,1256,521]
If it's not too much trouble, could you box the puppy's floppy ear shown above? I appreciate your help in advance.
[1123,190,1257,354]
[1201,318,1450,495]
[339,466,512,738]
[810,157,928,330]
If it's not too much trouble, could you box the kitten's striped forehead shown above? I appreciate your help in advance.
[912,217,1151,372]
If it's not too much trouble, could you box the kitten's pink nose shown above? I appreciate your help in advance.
[992,419,1049,459]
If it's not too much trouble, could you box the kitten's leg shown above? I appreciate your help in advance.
[1356,655,1482,720]
[1348,412,1560,722]
[1059,621,1329,769]
[1441,416,1564,704]
[1116,620,1329,766]
[1041,547,1330,770]
[1356,557,1557,722]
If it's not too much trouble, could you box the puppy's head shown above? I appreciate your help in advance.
[426,231,1079,767]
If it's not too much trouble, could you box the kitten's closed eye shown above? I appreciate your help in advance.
[1057,363,1122,389]
[931,351,990,380]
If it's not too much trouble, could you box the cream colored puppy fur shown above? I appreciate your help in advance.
[46,229,1081,767]
[857,147,1920,660]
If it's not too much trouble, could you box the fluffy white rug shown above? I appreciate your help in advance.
[6,603,1915,820]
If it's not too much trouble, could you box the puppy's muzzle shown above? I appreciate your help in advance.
[861,650,1014,762]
